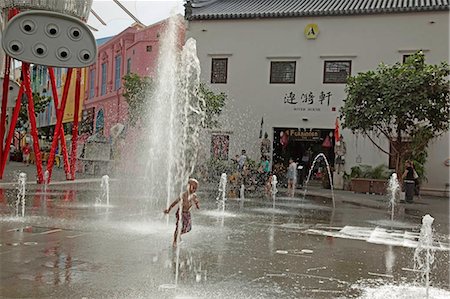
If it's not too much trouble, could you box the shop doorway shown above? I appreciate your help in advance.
[272,128,335,186]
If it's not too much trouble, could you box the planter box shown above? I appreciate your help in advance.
[351,178,387,195]
[351,178,371,193]
[371,179,387,195]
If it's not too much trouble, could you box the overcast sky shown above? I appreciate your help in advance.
[88,0,184,39]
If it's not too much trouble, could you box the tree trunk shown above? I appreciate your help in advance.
[395,129,404,186]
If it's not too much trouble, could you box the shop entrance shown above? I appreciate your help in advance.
[272,128,335,186]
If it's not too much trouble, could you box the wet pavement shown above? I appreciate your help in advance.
[0,181,449,298]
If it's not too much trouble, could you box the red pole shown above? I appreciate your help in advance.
[22,63,44,183]
[70,69,81,179]
[0,84,23,177]
[46,68,73,182]
[47,67,71,179]
[0,56,11,165]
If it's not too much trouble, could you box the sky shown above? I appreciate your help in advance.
[88,0,184,39]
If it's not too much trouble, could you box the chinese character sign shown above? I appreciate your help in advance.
[282,91,333,111]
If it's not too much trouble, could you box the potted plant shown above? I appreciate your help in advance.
[350,164,391,194]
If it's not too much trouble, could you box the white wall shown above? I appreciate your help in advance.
[187,11,449,191]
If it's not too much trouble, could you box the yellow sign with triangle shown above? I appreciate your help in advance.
[304,24,319,39]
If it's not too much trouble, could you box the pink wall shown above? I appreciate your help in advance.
[83,18,184,138]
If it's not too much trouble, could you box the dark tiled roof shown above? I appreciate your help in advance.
[186,0,450,20]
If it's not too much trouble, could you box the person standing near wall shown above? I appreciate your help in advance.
[402,160,418,203]
[334,135,346,174]
[22,142,31,166]
[260,132,271,159]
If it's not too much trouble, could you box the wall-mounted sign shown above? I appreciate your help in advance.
[283,90,333,112]
[304,24,319,39]
[287,129,321,141]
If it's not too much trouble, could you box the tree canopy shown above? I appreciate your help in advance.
[18,92,51,129]
[122,73,154,127]
[340,52,450,175]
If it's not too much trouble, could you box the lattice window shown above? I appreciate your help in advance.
[126,58,131,74]
[89,69,95,98]
[323,61,351,84]
[101,63,107,95]
[402,54,411,63]
[270,61,296,84]
[211,134,230,160]
[211,58,228,84]
[114,56,121,91]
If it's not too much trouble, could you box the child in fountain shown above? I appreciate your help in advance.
[287,158,297,197]
[163,178,200,247]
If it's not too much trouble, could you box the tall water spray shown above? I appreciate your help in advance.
[101,175,110,206]
[271,175,278,209]
[145,15,204,209]
[145,15,205,287]
[414,214,435,299]
[16,172,26,217]
[216,173,227,213]
[387,173,400,221]
[240,184,245,201]
[302,153,335,208]
[43,170,49,194]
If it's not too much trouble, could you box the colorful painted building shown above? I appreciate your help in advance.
[83,18,177,139]
[35,66,87,132]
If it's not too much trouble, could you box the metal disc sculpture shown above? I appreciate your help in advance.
[0,0,97,183]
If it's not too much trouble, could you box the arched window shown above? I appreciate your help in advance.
[95,109,104,133]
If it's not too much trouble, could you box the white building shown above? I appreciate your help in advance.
[185,0,449,194]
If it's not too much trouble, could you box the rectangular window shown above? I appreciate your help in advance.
[89,69,95,98]
[101,63,107,95]
[127,58,131,74]
[211,134,230,160]
[211,58,228,84]
[44,67,48,85]
[323,60,351,84]
[402,54,411,63]
[114,56,121,90]
[146,45,152,52]
[56,68,61,87]
[80,107,95,134]
[270,61,296,84]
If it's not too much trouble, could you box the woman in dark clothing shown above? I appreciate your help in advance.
[402,160,417,203]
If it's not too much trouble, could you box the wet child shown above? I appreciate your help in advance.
[287,158,297,197]
[163,178,200,247]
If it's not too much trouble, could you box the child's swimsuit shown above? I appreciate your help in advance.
[175,208,192,233]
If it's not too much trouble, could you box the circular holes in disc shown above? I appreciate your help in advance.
[68,27,82,41]
[46,24,60,37]
[57,47,71,61]
[33,44,47,57]
[9,41,23,54]
[79,50,92,62]
[20,19,37,34]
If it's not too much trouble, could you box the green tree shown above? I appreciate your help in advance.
[18,92,51,128]
[340,52,449,177]
[198,82,227,129]
[122,73,154,127]
[122,73,227,128]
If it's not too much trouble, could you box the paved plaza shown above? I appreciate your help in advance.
[0,165,449,298]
